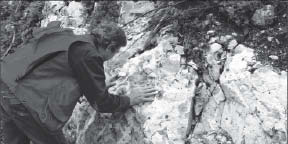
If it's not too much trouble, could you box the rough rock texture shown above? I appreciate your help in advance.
[40,1,287,144]
[189,37,287,144]
[73,33,196,144]
[41,1,88,35]
[252,5,275,26]
[219,44,287,144]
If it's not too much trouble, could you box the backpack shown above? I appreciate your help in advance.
[1,21,79,93]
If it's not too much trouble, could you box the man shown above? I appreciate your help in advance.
[0,21,158,144]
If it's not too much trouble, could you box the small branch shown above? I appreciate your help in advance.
[128,9,171,59]
[1,1,21,60]
[1,31,16,60]
[121,1,186,28]
[15,1,22,13]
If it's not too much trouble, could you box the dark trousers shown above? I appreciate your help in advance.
[0,96,68,144]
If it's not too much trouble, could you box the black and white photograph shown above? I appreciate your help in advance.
[0,0,287,144]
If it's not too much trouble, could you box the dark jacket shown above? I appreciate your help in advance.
[1,23,129,131]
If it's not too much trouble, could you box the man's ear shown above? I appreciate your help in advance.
[102,38,110,47]
[106,41,119,52]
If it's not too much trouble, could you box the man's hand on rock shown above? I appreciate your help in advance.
[129,86,158,106]
[106,74,119,89]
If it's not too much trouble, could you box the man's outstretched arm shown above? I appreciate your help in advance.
[68,42,130,113]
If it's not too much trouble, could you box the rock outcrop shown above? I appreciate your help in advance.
[72,33,196,144]
[40,1,287,144]
[220,44,286,144]
[189,36,287,144]
[252,5,275,26]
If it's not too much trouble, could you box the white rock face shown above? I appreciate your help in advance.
[190,41,287,144]
[111,35,196,144]
[41,1,88,35]
[74,32,197,144]
[40,2,287,144]
[119,1,155,24]
[252,5,275,26]
[219,44,287,144]
[42,1,197,143]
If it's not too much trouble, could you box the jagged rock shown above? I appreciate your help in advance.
[212,85,225,105]
[227,39,238,50]
[174,45,184,55]
[208,36,219,44]
[252,5,275,26]
[218,35,233,45]
[41,2,197,143]
[206,43,226,81]
[41,1,87,34]
[120,1,155,24]
[63,100,95,144]
[108,35,197,144]
[74,34,197,144]
[39,2,287,144]
[189,35,287,144]
[269,55,279,60]
[219,44,287,144]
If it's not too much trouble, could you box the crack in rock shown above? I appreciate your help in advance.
[40,2,287,144]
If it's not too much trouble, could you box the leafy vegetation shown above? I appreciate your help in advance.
[0,1,44,59]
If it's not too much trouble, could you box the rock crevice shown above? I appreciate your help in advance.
[39,2,287,144]
[189,35,287,144]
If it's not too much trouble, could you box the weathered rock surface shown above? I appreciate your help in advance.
[219,44,287,144]
[43,1,196,143]
[70,31,197,144]
[252,5,275,26]
[41,1,88,34]
[190,40,287,144]
[40,1,287,144]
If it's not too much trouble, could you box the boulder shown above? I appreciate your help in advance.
[252,5,275,26]
[66,34,197,144]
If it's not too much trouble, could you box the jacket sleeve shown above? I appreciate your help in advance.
[68,41,130,113]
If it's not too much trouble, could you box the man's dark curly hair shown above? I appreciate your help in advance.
[90,21,127,52]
